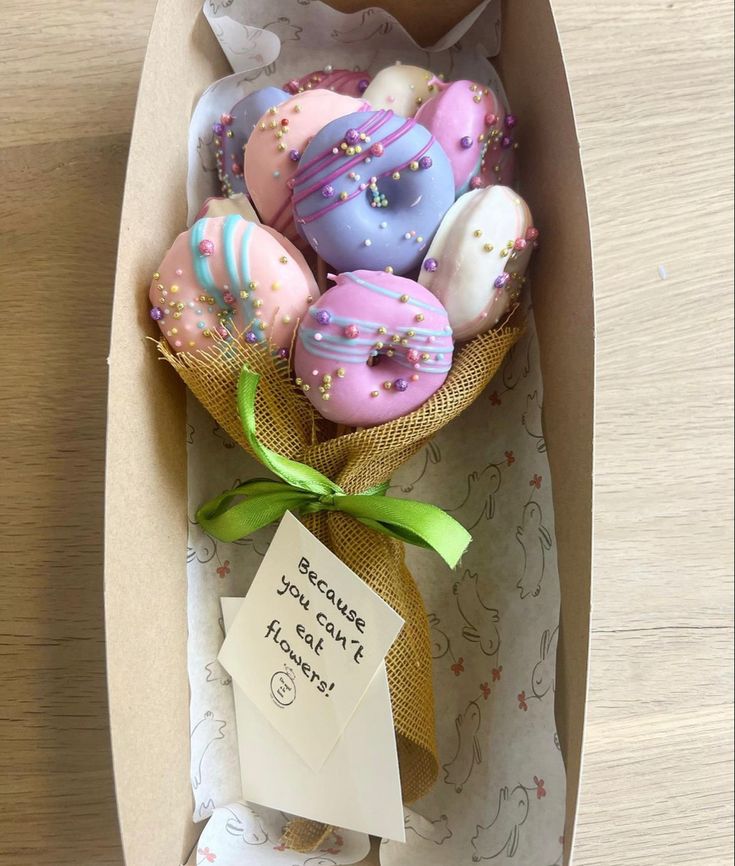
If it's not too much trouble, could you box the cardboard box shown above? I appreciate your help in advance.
[105,0,593,863]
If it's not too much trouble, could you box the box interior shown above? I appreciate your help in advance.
[104,1,593,864]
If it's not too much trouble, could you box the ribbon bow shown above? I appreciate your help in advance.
[196,367,471,568]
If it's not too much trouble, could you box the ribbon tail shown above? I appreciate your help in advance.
[237,368,341,497]
[335,495,472,568]
[197,484,315,542]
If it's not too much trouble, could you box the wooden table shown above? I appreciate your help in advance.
[0,1,732,863]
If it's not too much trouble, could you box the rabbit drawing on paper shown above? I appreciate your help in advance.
[223,804,269,845]
[187,515,218,565]
[206,0,234,13]
[404,811,452,844]
[428,613,450,659]
[261,17,303,46]
[522,391,546,452]
[516,501,552,599]
[190,711,226,790]
[196,798,216,820]
[448,463,502,529]
[454,569,500,656]
[225,19,302,81]
[471,784,530,861]
[394,440,441,493]
[531,627,559,699]
[331,9,393,42]
[204,659,231,687]
[502,339,532,390]
[442,700,482,792]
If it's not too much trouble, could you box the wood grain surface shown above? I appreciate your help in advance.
[0,1,732,865]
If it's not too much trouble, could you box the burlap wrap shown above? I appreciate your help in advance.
[158,318,521,851]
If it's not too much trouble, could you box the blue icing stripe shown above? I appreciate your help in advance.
[190,219,225,308]
[223,215,242,291]
[345,272,446,314]
[240,220,255,287]
[320,311,451,339]
[239,221,258,337]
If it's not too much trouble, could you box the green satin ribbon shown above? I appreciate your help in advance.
[196,367,471,568]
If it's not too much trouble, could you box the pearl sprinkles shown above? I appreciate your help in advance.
[149,216,319,355]
[291,109,455,275]
[294,270,454,427]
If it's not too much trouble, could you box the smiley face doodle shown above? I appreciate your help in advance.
[270,666,297,707]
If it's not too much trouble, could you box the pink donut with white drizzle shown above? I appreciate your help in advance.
[244,90,368,243]
[293,270,454,427]
[414,80,517,194]
[149,215,318,355]
[284,67,371,99]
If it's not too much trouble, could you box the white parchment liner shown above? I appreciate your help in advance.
[184,2,565,864]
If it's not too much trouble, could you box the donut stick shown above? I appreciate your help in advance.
[212,87,289,196]
[414,79,516,194]
[196,194,260,223]
[292,109,455,275]
[362,64,443,117]
[149,215,318,354]
[293,270,454,427]
[244,90,367,242]
[418,186,537,341]
[284,66,371,99]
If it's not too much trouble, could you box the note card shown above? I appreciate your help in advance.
[218,511,404,771]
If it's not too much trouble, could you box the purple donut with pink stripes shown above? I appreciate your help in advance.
[291,110,455,275]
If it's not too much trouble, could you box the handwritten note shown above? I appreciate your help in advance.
[218,511,404,770]
[221,597,405,841]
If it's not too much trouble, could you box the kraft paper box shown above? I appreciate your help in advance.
[104,0,594,864]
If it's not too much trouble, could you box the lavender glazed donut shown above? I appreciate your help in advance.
[414,80,516,194]
[244,90,367,242]
[213,87,289,196]
[284,66,371,99]
[418,186,536,340]
[149,215,318,354]
[362,64,442,117]
[293,270,454,427]
[292,109,455,275]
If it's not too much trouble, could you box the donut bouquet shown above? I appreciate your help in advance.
[148,62,536,850]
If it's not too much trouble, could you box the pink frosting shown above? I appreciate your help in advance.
[284,68,371,99]
[293,270,453,427]
[244,90,367,243]
[415,80,515,192]
[149,215,318,354]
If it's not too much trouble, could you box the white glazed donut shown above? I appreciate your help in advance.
[418,186,537,340]
[362,64,443,118]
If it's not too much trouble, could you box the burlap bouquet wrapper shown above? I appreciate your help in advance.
[158,318,521,850]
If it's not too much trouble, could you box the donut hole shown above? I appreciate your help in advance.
[364,174,423,214]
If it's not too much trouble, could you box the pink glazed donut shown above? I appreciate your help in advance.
[293,270,454,427]
[414,79,517,194]
[244,90,367,242]
[149,215,318,355]
[284,67,371,99]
